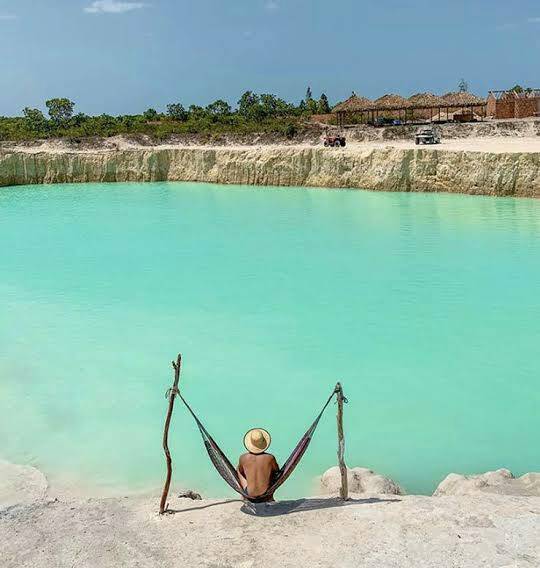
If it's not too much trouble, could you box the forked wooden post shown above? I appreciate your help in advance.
[159,353,182,515]
[336,382,349,500]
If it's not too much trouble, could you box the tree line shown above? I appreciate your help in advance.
[0,88,332,141]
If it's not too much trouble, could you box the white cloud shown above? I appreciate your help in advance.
[0,14,17,20]
[528,17,540,23]
[85,1,148,14]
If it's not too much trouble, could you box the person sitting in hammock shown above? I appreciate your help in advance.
[237,428,279,502]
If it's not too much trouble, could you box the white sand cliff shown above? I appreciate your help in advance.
[1,136,539,197]
[1,460,538,568]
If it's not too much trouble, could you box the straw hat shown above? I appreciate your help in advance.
[244,428,271,454]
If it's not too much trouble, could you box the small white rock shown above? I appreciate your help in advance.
[0,460,48,508]
[434,468,540,496]
[319,466,403,496]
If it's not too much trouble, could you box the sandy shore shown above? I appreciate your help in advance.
[1,460,539,568]
[4,493,540,568]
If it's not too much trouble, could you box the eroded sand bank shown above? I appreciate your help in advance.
[1,137,539,197]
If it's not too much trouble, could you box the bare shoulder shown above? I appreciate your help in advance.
[266,453,279,468]
[239,452,251,464]
[263,453,278,465]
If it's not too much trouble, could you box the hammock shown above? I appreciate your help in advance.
[177,387,339,503]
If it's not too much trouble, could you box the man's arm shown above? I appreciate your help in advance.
[268,455,280,485]
[271,455,280,475]
[237,455,247,490]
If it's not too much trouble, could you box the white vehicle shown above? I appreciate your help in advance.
[415,126,441,145]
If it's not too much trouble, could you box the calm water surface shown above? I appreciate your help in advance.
[1,182,539,497]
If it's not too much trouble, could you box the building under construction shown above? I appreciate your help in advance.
[486,90,540,119]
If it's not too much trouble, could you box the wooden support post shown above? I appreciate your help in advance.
[159,353,182,515]
[335,382,348,500]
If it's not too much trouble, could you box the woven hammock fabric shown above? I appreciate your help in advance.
[178,388,337,503]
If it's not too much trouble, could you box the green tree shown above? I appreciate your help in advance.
[97,114,117,129]
[45,98,75,124]
[119,115,136,129]
[237,91,260,119]
[510,84,524,93]
[206,99,231,117]
[259,93,291,117]
[306,98,318,114]
[318,93,331,113]
[166,103,188,121]
[458,79,468,93]
[22,107,47,133]
[71,112,89,127]
[143,108,159,121]
[188,105,208,120]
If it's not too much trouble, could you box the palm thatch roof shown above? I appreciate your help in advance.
[408,92,446,109]
[441,92,486,106]
[332,94,372,113]
[372,94,412,110]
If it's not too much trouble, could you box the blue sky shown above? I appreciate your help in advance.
[0,0,538,116]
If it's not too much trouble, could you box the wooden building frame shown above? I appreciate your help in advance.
[333,92,486,127]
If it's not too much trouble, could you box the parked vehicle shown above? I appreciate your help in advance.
[374,117,392,127]
[415,126,441,145]
[323,134,346,147]
[373,117,403,127]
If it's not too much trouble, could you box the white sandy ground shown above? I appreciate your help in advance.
[1,461,539,568]
[3,136,540,155]
[353,136,540,154]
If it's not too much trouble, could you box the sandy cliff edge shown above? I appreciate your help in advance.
[1,142,539,197]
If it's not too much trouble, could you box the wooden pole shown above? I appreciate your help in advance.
[159,353,182,514]
[336,382,348,500]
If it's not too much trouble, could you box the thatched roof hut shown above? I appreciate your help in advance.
[441,92,485,106]
[332,94,372,113]
[408,92,446,109]
[372,94,412,110]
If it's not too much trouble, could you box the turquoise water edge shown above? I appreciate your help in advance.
[1,181,539,498]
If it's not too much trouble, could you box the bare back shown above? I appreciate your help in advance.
[237,453,279,500]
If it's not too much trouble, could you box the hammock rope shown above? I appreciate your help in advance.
[176,386,340,503]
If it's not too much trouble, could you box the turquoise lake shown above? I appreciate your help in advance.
[1,182,539,498]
